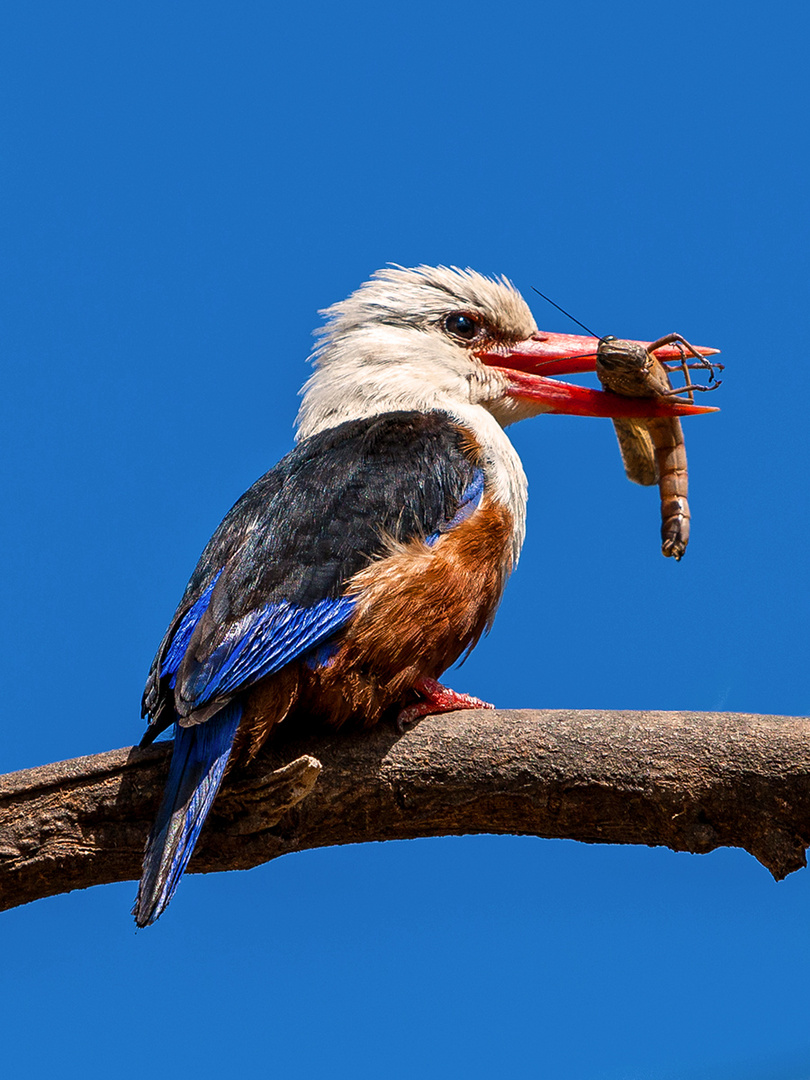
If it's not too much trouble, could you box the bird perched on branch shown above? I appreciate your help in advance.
[134,265,715,926]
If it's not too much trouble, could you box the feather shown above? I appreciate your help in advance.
[133,702,242,927]
[178,595,356,708]
[160,570,223,685]
[426,469,484,544]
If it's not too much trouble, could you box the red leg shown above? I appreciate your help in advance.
[397,676,495,729]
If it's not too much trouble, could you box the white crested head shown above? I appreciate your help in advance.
[295,265,539,439]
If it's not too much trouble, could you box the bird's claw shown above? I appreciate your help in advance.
[396,677,495,731]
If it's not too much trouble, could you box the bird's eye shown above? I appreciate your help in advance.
[444,312,481,341]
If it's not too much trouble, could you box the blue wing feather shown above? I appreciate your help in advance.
[183,594,356,705]
[426,469,484,546]
[161,569,223,685]
[159,574,355,709]
[442,470,485,530]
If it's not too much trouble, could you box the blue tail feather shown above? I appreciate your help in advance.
[134,702,242,927]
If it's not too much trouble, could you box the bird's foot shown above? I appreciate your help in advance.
[396,677,495,730]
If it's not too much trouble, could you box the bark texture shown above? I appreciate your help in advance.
[2,708,809,913]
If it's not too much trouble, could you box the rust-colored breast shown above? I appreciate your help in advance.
[297,495,514,730]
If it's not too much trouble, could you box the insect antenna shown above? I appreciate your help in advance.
[530,287,600,338]
[529,351,599,372]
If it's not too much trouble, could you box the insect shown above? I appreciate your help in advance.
[595,334,722,560]
[530,290,722,561]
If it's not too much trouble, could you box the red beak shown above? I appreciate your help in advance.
[478,331,720,418]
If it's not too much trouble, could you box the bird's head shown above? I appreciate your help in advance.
[296,265,716,439]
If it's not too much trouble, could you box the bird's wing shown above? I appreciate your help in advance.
[141,410,483,733]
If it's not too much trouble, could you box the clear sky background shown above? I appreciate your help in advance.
[2,3,809,1078]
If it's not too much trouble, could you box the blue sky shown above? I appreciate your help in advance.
[2,3,809,1077]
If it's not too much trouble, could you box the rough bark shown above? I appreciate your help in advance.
[2,708,809,913]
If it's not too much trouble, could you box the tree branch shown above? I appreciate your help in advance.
[2,708,809,913]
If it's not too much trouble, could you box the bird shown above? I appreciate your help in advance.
[133,265,715,926]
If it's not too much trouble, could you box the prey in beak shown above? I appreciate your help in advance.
[477,331,721,420]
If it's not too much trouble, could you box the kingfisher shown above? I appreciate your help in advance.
[134,265,715,926]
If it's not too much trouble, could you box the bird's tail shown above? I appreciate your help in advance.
[133,702,242,927]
